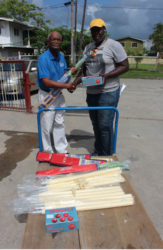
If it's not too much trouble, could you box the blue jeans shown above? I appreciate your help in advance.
[86,88,120,155]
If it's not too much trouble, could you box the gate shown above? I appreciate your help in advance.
[0,60,33,112]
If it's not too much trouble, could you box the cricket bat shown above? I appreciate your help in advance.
[39,55,87,109]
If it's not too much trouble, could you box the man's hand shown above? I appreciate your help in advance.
[67,82,76,93]
[66,81,74,89]
[99,74,106,84]
[70,65,78,75]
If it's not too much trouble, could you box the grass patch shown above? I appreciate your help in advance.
[121,63,163,79]
[129,63,163,71]
[121,71,163,79]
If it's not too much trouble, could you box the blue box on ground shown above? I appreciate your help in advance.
[81,76,103,87]
[45,207,79,233]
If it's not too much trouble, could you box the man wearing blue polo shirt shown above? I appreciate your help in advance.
[37,31,74,153]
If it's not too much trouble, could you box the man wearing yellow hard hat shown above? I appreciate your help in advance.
[73,18,129,156]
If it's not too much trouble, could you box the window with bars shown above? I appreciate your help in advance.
[120,42,125,47]
[131,42,138,48]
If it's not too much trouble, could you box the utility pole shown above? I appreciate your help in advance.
[79,0,87,56]
[71,0,74,65]
[74,0,78,63]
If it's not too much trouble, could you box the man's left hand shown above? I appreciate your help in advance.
[99,74,106,84]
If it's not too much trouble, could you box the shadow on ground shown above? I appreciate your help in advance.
[0,131,38,181]
[67,129,94,153]
[0,129,94,181]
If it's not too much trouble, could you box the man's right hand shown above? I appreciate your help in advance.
[66,82,76,93]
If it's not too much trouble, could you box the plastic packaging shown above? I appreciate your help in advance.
[99,160,131,171]
[10,161,132,215]
[10,196,44,214]
[120,84,127,95]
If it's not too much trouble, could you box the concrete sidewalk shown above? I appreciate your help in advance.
[0,78,163,248]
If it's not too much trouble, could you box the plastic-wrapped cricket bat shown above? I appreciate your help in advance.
[39,54,87,109]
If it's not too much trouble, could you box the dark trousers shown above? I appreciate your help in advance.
[86,88,120,155]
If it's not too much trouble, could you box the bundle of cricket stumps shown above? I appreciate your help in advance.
[11,153,134,214]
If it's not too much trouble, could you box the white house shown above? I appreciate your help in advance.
[0,17,36,59]
[143,39,153,51]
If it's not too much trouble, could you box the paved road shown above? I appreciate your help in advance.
[0,78,163,248]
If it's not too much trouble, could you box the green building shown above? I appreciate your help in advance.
[116,36,144,55]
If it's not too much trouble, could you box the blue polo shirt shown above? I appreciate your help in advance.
[37,48,67,91]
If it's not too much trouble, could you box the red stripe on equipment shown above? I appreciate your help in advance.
[50,154,80,166]
[36,152,54,162]
[36,164,97,176]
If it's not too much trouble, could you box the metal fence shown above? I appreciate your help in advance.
[0,55,162,113]
[0,61,33,112]
[128,55,163,71]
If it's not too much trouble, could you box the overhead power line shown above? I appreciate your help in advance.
[41,4,65,10]
[102,6,163,11]
[41,4,163,11]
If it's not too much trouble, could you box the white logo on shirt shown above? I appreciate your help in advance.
[60,62,64,67]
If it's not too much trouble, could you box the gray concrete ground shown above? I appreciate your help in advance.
[0,78,163,248]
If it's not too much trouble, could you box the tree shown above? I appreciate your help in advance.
[55,26,92,55]
[126,49,143,70]
[0,0,93,58]
[0,0,51,53]
[134,54,143,70]
[29,26,52,54]
[149,23,163,54]
[0,0,45,25]
[55,26,92,66]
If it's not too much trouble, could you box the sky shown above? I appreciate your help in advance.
[29,0,163,41]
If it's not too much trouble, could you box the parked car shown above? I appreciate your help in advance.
[0,60,38,97]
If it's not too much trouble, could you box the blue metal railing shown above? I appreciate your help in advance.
[37,106,119,154]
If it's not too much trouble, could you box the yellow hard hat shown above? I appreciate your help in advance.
[89,18,106,29]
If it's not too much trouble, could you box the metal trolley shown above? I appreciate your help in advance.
[37,106,119,154]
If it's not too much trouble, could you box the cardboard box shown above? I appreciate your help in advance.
[81,76,103,87]
[45,207,79,233]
